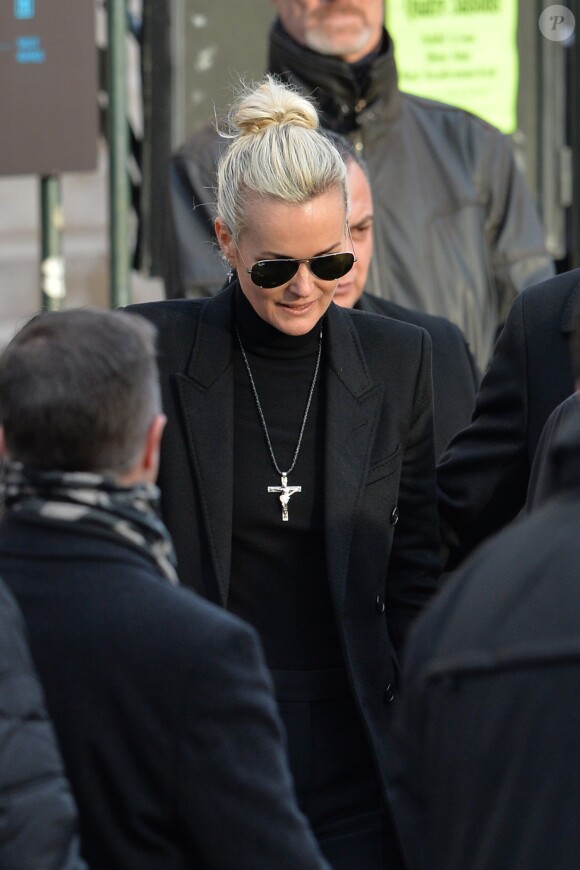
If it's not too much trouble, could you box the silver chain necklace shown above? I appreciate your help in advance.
[235,324,323,522]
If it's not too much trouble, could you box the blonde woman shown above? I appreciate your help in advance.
[131,76,441,869]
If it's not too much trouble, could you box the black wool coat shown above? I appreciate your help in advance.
[437,268,580,568]
[390,412,580,870]
[0,577,85,870]
[0,518,328,870]
[356,292,480,459]
[129,286,442,803]
[526,393,580,510]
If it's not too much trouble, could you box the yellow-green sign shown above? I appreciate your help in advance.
[386,0,519,133]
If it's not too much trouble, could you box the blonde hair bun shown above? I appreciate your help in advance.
[231,76,319,137]
[216,75,348,244]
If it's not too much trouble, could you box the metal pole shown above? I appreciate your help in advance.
[40,175,65,311]
[107,0,131,307]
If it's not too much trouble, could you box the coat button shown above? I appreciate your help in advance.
[384,684,395,704]
[375,594,385,614]
[389,506,399,526]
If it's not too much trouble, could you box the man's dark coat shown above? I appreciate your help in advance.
[526,393,580,510]
[390,412,580,870]
[357,292,479,458]
[437,268,580,567]
[0,518,328,870]
[129,286,442,805]
[0,577,85,869]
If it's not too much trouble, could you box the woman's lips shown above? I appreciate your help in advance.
[278,301,316,314]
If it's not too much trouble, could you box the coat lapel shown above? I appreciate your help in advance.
[174,290,234,606]
[324,305,383,610]
[561,280,580,334]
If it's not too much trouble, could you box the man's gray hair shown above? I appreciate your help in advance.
[0,308,161,476]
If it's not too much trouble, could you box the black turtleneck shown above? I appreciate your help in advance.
[228,287,343,671]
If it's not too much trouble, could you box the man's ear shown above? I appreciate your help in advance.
[142,414,167,483]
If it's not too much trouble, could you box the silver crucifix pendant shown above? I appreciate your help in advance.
[267,473,302,522]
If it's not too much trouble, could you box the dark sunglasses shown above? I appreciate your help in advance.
[245,251,356,289]
[236,225,358,289]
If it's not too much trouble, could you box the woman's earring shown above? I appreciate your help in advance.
[227,264,234,282]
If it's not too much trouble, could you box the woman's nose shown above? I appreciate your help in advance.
[289,262,316,295]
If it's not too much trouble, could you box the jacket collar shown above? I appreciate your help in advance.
[561,278,580,334]
[549,403,580,491]
[267,20,402,131]
[189,284,374,399]
[185,287,233,387]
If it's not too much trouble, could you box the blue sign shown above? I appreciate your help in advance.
[16,35,45,63]
[1,0,98,176]
[14,0,35,19]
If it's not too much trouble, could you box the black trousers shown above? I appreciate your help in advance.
[271,668,405,870]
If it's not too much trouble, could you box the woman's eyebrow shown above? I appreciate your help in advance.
[256,240,344,259]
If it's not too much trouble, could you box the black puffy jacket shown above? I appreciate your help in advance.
[0,577,86,869]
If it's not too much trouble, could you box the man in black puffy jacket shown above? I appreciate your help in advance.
[0,577,85,869]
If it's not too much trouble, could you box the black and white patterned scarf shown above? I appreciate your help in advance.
[1,462,179,585]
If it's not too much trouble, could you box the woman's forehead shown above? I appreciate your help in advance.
[241,191,347,255]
